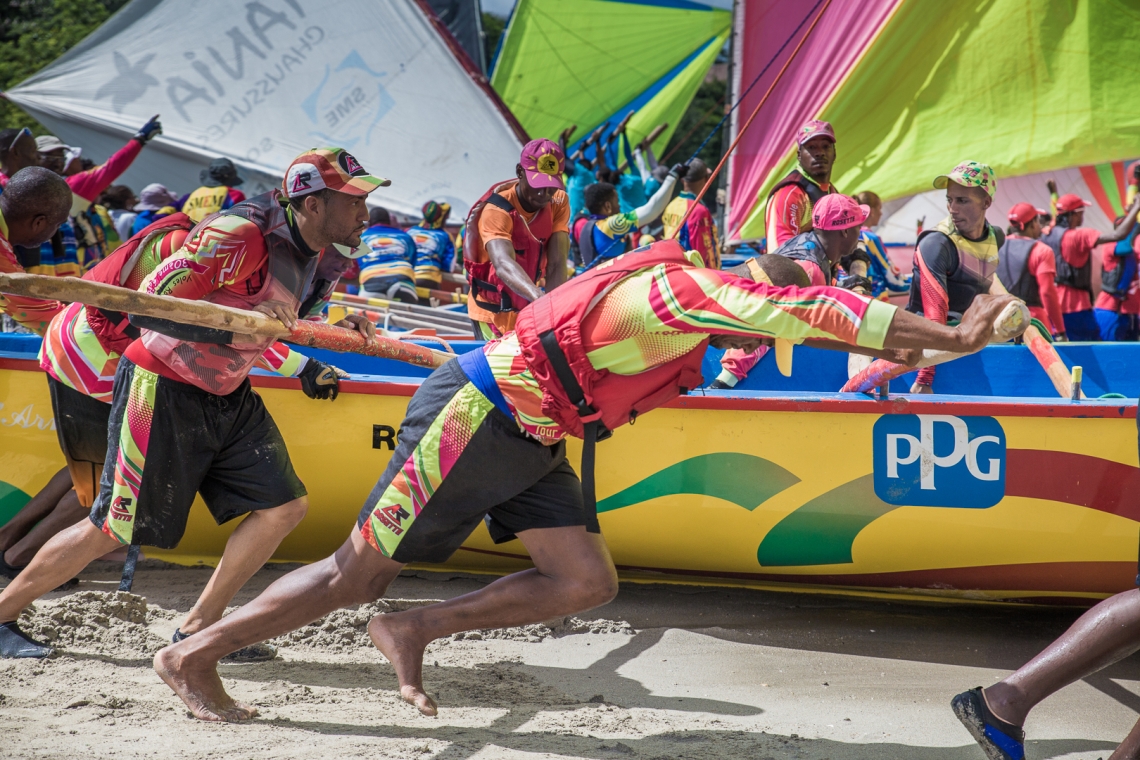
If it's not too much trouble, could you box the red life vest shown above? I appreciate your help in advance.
[514,238,707,440]
[84,212,193,355]
[463,179,553,313]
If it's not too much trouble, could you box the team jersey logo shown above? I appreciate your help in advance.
[339,151,366,177]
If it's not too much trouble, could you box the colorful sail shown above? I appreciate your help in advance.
[491,0,731,153]
[727,0,1140,242]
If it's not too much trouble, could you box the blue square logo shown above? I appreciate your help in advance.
[873,414,1006,509]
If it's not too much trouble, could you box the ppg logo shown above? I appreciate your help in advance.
[873,415,1006,509]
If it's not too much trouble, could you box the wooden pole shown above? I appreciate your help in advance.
[0,272,454,369]
[840,301,1030,394]
[989,278,1082,399]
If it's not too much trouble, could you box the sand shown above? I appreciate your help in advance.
[2,559,1139,759]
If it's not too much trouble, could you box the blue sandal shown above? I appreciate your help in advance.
[951,687,1025,760]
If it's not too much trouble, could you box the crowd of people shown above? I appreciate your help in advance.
[1,111,1140,759]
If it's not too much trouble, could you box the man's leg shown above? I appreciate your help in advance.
[0,467,73,556]
[177,497,308,634]
[368,525,618,715]
[3,490,88,568]
[981,589,1140,728]
[0,519,121,623]
[155,527,404,721]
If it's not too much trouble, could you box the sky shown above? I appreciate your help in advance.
[481,0,733,17]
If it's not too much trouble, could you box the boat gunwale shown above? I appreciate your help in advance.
[2,354,1134,418]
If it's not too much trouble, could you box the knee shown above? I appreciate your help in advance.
[269,497,308,530]
[563,565,619,611]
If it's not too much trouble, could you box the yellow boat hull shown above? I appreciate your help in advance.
[2,357,1136,605]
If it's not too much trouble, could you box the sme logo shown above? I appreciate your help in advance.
[872,414,1006,509]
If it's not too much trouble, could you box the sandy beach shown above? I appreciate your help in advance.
[2,559,1137,759]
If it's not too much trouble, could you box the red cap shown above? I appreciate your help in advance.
[796,119,835,147]
[1055,193,1091,214]
[812,194,868,231]
[520,138,565,191]
[1008,202,1047,225]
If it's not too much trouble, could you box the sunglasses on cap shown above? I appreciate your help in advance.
[8,127,32,153]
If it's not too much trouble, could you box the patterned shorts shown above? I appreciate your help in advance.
[357,359,592,564]
[89,358,306,548]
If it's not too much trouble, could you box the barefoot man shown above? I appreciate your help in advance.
[0,148,385,659]
[150,237,1021,722]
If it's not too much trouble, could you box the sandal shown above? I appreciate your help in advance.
[951,687,1025,760]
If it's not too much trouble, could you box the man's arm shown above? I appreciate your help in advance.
[1030,246,1065,337]
[485,239,544,302]
[764,185,809,249]
[544,231,570,291]
[66,139,143,203]
[910,234,955,389]
[1096,194,1140,246]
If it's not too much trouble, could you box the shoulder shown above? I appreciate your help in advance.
[188,214,263,254]
[917,230,955,258]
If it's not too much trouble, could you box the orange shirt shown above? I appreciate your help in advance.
[469,183,569,336]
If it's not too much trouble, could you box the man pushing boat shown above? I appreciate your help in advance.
[0,148,385,659]
[150,235,1021,722]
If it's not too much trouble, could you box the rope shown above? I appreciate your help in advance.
[686,0,827,165]
[669,0,833,239]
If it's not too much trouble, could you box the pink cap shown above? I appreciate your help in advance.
[520,138,565,191]
[812,194,868,231]
[1056,193,1092,214]
[1008,202,1047,225]
[796,119,835,146]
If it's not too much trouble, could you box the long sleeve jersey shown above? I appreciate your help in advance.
[485,262,895,443]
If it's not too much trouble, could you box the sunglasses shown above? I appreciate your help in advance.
[8,127,32,153]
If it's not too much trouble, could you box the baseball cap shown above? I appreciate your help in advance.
[1055,193,1092,214]
[812,194,869,231]
[796,120,835,147]
[933,160,996,197]
[520,138,565,191]
[1008,202,1047,225]
[283,147,390,199]
[35,135,72,153]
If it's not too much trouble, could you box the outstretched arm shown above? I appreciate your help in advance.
[1096,194,1140,246]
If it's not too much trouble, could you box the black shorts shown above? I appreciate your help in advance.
[356,359,593,564]
[47,375,112,507]
[89,358,307,549]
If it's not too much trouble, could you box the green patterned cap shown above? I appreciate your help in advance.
[934,160,996,197]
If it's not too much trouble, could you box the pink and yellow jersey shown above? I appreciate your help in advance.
[486,256,894,444]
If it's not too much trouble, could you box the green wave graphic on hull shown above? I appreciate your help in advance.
[0,480,32,528]
[597,453,800,514]
[757,475,898,567]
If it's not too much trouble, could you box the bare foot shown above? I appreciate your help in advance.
[368,613,437,716]
[154,644,259,722]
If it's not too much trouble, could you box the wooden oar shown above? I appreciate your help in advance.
[0,272,454,369]
[840,301,1030,394]
[988,278,1083,399]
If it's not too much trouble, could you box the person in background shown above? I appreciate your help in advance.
[408,201,456,288]
[661,158,720,269]
[463,138,571,340]
[358,206,419,304]
[180,157,247,223]
[1093,213,1140,341]
[131,183,180,235]
[1041,185,1140,340]
[998,202,1065,339]
[853,190,910,298]
[570,164,681,269]
[561,124,605,223]
[0,127,39,189]
[764,120,837,248]
[0,167,70,335]
[98,185,138,242]
[594,119,648,214]
[906,161,1002,394]
[34,117,161,274]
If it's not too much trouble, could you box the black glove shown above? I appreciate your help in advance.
[837,274,874,294]
[708,379,733,390]
[134,115,162,144]
[298,359,342,400]
[669,162,689,181]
